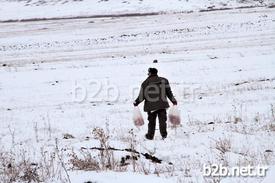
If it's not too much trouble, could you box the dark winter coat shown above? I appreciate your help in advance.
[135,74,177,112]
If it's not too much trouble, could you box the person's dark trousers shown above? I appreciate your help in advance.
[146,109,167,139]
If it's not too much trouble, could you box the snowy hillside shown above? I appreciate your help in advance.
[0,0,275,183]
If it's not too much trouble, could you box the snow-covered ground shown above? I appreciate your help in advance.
[0,0,274,21]
[0,1,275,183]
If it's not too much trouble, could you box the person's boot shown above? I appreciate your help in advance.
[145,134,153,140]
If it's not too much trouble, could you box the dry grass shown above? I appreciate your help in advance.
[215,138,232,154]
[0,147,70,183]
[69,150,100,171]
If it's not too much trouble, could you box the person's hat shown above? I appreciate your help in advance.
[148,68,158,75]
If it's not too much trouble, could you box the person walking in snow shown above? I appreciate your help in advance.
[133,68,177,140]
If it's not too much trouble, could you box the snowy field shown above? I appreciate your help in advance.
[1,1,275,183]
[0,0,274,21]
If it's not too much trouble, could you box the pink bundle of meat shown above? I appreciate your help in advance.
[133,106,144,126]
[168,105,181,125]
